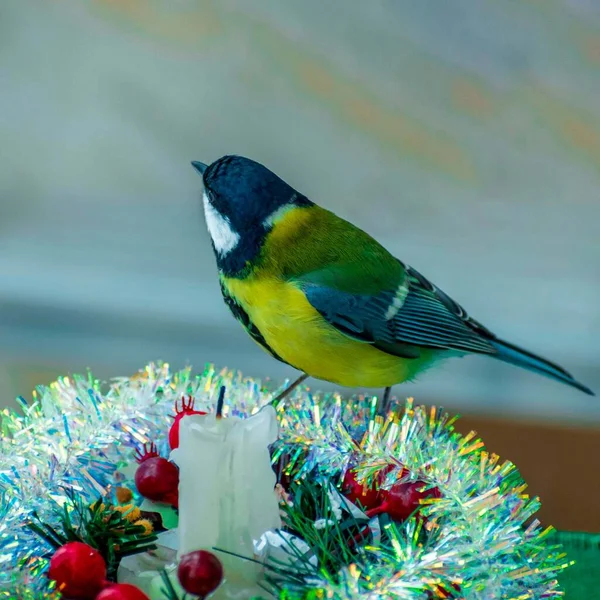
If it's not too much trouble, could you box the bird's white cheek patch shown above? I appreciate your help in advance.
[203,192,240,255]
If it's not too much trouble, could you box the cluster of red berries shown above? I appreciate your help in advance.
[47,542,149,600]
[133,396,207,509]
[342,464,441,522]
[341,464,455,594]
[48,542,223,600]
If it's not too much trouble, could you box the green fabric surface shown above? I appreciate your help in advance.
[554,531,600,598]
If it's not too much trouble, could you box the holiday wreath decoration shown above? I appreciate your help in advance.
[0,362,570,599]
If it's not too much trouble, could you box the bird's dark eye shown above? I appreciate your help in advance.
[203,189,216,204]
[205,189,227,213]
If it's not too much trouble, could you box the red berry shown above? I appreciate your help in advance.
[369,480,441,522]
[342,465,398,511]
[342,470,381,510]
[96,583,150,600]
[169,396,206,450]
[47,541,106,599]
[134,456,179,507]
[177,550,224,597]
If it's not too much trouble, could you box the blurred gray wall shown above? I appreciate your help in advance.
[0,0,599,424]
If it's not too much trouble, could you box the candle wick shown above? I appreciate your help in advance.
[215,385,226,419]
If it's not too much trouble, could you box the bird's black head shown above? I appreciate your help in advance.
[191,155,312,275]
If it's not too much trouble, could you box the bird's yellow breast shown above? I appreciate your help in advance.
[222,276,420,388]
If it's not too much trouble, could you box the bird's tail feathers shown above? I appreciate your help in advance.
[489,338,594,396]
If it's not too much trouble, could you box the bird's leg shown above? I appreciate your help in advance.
[378,386,393,416]
[272,373,309,405]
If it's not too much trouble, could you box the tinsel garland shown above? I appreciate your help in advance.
[0,362,570,599]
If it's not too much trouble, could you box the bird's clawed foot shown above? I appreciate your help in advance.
[272,373,309,405]
[273,378,394,417]
[377,386,393,416]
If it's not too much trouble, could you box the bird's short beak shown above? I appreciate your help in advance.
[191,161,208,176]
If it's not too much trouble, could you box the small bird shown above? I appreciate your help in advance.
[191,155,594,404]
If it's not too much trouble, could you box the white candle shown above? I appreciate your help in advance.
[170,399,281,588]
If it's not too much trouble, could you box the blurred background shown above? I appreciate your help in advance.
[1,0,599,434]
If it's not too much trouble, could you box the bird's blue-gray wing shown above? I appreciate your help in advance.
[295,263,594,395]
[296,264,495,357]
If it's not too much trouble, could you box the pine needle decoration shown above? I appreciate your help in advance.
[27,488,158,581]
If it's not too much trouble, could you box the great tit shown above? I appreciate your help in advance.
[191,155,593,402]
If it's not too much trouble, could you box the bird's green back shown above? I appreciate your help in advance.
[255,204,406,295]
